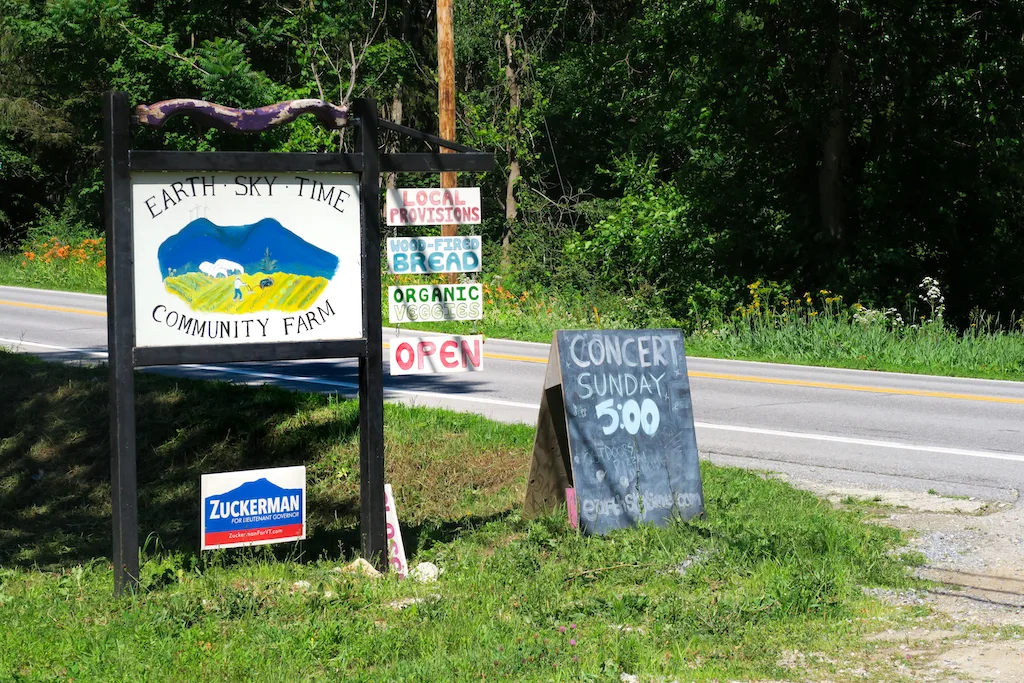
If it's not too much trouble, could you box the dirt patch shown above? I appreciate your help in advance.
[770,476,1024,682]
[927,641,1024,682]
[821,487,993,515]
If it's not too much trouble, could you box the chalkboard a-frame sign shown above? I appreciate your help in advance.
[524,329,704,535]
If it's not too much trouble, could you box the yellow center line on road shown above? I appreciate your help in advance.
[382,342,1024,404]
[686,371,1024,405]
[6,298,1021,405]
[0,299,106,318]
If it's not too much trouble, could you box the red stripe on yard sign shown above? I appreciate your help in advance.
[204,524,304,546]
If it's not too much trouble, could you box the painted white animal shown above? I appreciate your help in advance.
[213,258,244,274]
[198,259,245,278]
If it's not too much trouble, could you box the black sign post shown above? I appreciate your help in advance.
[103,92,492,594]
[524,329,704,535]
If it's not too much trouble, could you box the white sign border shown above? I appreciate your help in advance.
[200,465,307,551]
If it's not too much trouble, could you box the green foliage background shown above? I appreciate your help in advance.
[2,0,1023,324]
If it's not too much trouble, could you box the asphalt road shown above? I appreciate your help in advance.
[2,284,1023,502]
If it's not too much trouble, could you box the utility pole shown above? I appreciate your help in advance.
[437,0,457,283]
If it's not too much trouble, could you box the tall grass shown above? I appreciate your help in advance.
[686,284,1024,381]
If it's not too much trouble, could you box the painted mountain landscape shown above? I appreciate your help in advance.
[157,218,339,313]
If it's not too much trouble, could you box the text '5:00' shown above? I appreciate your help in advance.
[595,398,660,436]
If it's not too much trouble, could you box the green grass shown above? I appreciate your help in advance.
[0,351,922,681]
[684,309,1024,381]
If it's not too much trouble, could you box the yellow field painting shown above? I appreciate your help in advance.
[164,272,328,314]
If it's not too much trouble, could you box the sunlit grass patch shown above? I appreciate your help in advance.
[0,350,922,681]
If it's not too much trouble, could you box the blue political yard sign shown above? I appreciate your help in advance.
[201,466,306,550]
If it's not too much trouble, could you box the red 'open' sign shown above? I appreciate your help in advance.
[389,334,484,375]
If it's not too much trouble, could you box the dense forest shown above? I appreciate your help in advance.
[1,1,1023,325]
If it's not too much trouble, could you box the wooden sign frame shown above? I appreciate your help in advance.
[103,92,492,593]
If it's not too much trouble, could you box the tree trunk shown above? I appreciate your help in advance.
[385,90,403,191]
[818,14,848,241]
[502,32,521,263]
[385,0,412,191]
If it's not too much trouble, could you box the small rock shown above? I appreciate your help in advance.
[620,675,639,683]
[410,561,441,583]
[388,597,425,610]
[336,558,383,578]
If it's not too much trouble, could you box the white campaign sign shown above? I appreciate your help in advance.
[131,172,362,348]
[386,236,481,274]
[388,284,483,323]
[389,334,484,375]
[386,187,481,226]
[201,465,306,550]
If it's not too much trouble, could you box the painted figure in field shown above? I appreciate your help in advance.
[156,217,339,314]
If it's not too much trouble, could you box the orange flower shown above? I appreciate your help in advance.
[25,252,35,261]
[97,259,106,268]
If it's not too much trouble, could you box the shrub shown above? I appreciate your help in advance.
[564,156,731,321]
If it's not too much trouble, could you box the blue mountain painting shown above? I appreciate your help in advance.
[157,217,339,279]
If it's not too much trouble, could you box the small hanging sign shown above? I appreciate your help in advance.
[387,236,481,274]
[386,187,482,226]
[389,334,484,375]
[388,283,483,322]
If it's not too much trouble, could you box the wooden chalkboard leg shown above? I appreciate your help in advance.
[524,339,573,518]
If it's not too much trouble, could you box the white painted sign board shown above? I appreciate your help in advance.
[201,465,306,550]
[389,334,484,375]
[388,284,483,323]
[384,484,409,577]
[130,172,362,348]
[386,187,481,226]
[387,236,481,274]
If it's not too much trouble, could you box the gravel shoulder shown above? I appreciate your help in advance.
[789,477,1024,682]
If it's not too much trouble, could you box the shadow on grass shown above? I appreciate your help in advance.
[1,351,531,570]
[0,353,360,568]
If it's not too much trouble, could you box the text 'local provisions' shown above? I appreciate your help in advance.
[386,187,481,226]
